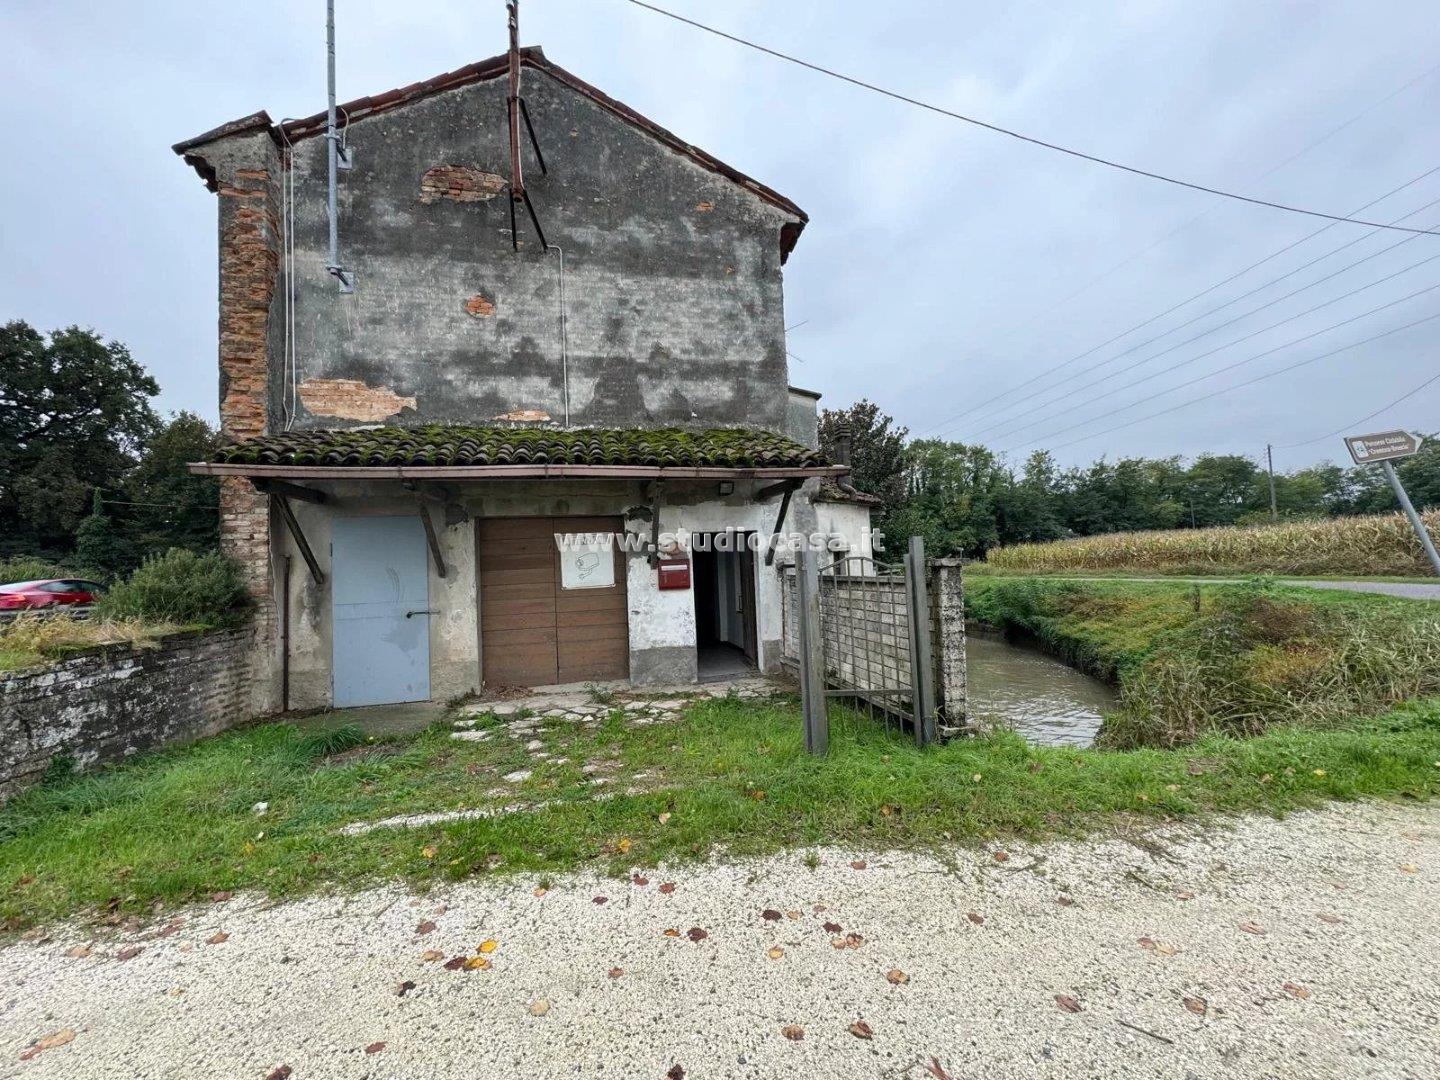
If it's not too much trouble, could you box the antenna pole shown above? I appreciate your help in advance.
[326,0,353,292]
[507,0,524,200]
[1266,443,1277,523]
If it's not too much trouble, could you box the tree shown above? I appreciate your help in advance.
[123,412,222,558]
[73,489,133,577]
[0,322,159,555]
[818,399,909,535]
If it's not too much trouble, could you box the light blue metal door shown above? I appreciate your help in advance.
[332,516,431,707]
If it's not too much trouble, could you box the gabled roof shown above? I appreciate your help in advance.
[174,46,807,259]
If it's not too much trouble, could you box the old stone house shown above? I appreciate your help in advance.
[175,45,875,711]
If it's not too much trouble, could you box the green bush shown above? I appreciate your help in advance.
[95,549,249,627]
[0,555,97,586]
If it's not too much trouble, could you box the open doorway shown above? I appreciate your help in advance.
[691,534,758,682]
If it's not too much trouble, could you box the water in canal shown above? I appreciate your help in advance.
[965,631,1118,747]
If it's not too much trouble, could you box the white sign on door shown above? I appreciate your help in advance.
[557,533,615,590]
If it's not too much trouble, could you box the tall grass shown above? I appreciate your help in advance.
[987,511,1440,577]
[967,577,1440,748]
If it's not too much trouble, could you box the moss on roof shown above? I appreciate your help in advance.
[212,425,829,470]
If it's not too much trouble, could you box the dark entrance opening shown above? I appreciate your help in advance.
[691,534,758,682]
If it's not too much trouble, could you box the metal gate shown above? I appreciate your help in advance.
[794,537,937,751]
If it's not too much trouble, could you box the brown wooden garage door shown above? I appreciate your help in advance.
[478,516,629,687]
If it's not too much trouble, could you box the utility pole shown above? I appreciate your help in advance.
[1266,443,1278,523]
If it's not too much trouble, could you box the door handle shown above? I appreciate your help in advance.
[405,608,438,618]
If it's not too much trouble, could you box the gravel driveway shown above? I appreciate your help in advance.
[2,802,1436,1079]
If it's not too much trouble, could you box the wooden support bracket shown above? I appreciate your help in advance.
[252,478,327,504]
[418,502,447,579]
[763,480,801,567]
[273,495,325,586]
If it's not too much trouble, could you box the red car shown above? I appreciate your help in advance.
[0,579,104,612]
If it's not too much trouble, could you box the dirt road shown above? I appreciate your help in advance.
[2,801,1436,1079]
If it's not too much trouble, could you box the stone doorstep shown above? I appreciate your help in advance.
[455,676,785,722]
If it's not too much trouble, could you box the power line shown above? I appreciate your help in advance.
[947,61,1440,360]
[622,0,1440,237]
[1011,295,1440,452]
[973,227,1440,444]
[913,165,1440,438]
[1277,370,1440,449]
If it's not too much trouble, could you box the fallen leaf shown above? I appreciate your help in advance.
[1055,895,1075,907]
[667,1067,684,1080]
[365,1041,386,1054]
[1401,863,1420,873]
[767,947,784,960]
[21,1028,76,1060]
[657,812,672,825]
[967,912,984,925]
[116,946,142,961]
[616,838,633,855]
[850,860,868,871]
[443,956,467,971]
[415,920,437,936]
[762,909,782,921]
[1283,982,1311,1000]
[421,845,437,859]
[845,932,865,949]
[659,883,676,894]
[662,928,680,938]
[1176,889,1196,901]
[632,874,649,886]
[924,1058,955,1080]
[479,939,498,954]
[156,920,183,938]
[265,1068,292,1080]
[880,804,894,817]
[1312,769,1326,778]
[1239,920,1266,936]
[786,910,801,920]
[529,998,551,1016]
[971,773,982,783]
[422,949,444,962]
[532,887,548,898]
[992,851,1010,863]
[608,966,624,979]
[886,968,909,985]
[750,790,766,801]
[463,956,490,971]
[1054,994,1082,1013]
[823,921,842,933]
[831,937,847,949]
[1183,996,1208,1016]
[593,896,608,905]
[397,979,418,994]
[812,903,828,913]
[65,945,91,958]
[1316,913,1342,925]
[686,927,708,943]
[848,1019,874,1040]
[207,931,229,945]
[781,1023,804,1041]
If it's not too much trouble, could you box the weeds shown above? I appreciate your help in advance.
[0,614,184,672]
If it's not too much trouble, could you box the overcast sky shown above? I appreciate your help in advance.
[3,0,1438,472]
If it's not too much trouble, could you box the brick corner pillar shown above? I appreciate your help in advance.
[189,131,284,714]
[927,557,967,734]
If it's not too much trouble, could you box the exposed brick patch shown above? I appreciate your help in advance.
[695,200,714,212]
[419,165,506,204]
[298,378,417,422]
[465,294,496,317]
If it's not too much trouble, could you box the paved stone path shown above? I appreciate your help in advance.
[3,801,1436,1079]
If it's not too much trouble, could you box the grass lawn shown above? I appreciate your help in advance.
[3,690,1439,929]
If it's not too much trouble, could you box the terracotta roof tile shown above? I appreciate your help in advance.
[212,425,827,471]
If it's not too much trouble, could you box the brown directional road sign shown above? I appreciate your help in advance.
[1344,430,1424,466]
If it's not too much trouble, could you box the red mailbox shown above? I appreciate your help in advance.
[657,557,691,590]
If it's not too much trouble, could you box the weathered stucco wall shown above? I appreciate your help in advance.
[0,629,254,799]
[786,387,821,450]
[277,66,799,433]
[271,479,873,703]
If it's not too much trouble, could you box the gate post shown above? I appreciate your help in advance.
[795,547,829,755]
[905,536,937,747]
[928,557,967,735]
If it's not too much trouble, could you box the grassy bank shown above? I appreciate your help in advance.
[985,512,1440,577]
[3,690,1439,928]
[967,577,1440,748]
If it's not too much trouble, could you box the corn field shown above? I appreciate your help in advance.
[988,511,1440,577]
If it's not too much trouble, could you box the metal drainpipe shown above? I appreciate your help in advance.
[281,555,292,712]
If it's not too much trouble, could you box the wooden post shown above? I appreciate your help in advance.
[906,536,936,747]
[796,548,828,755]
[418,502,447,579]
[928,557,967,735]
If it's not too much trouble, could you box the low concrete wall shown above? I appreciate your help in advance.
[0,628,254,798]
